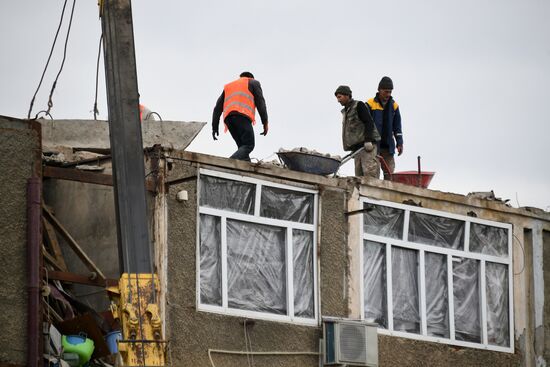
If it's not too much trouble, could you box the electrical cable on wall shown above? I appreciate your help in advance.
[45,0,78,116]
[207,349,320,367]
[513,233,525,275]
[27,0,69,119]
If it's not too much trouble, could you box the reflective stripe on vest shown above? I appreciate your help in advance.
[223,77,256,124]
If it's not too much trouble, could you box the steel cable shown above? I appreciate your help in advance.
[27,0,69,119]
[45,0,78,116]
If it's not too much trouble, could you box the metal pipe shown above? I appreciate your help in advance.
[27,177,42,367]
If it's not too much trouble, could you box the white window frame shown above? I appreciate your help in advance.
[196,168,319,326]
[359,197,514,353]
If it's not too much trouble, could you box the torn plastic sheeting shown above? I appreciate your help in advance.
[260,186,314,224]
[392,247,420,334]
[425,252,449,338]
[409,212,465,250]
[199,214,222,306]
[363,240,387,328]
[200,175,255,214]
[486,262,510,347]
[227,220,287,315]
[470,223,509,257]
[293,229,315,318]
[453,258,481,343]
[364,204,404,239]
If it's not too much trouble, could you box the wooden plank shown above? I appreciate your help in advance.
[43,165,156,191]
[42,205,106,281]
[42,245,65,272]
[43,166,113,186]
[43,217,68,271]
[46,270,117,287]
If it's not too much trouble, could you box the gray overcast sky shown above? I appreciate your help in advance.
[1,0,549,210]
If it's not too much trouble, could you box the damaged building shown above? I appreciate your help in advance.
[1,114,550,366]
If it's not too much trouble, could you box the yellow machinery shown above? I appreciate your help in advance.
[109,274,165,366]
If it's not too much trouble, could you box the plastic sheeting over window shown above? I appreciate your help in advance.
[392,247,420,334]
[425,252,449,338]
[293,230,314,318]
[363,240,387,328]
[199,215,221,306]
[409,212,465,250]
[364,204,404,239]
[260,186,314,223]
[486,262,510,347]
[200,175,255,214]
[470,223,509,257]
[227,220,287,314]
[453,258,481,343]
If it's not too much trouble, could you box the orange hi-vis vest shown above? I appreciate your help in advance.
[222,77,256,132]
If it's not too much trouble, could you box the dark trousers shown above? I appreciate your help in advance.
[226,114,255,161]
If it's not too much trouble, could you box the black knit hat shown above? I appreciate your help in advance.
[378,76,393,90]
[334,85,352,96]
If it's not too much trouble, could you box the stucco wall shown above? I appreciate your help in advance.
[379,335,520,366]
[543,230,550,364]
[0,116,40,365]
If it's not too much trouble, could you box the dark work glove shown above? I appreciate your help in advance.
[212,130,219,141]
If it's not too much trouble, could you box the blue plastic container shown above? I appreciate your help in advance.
[105,330,122,354]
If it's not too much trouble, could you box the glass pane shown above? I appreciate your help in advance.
[425,253,449,338]
[227,220,287,314]
[363,204,404,239]
[409,212,465,250]
[470,223,509,257]
[363,240,387,328]
[392,247,420,334]
[293,230,314,318]
[486,262,510,347]
[260,186,314,223]
[200,175,255,214]
[199,215,221,306]
[453,258,481,343]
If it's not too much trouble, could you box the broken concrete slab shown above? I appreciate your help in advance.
[39,119,206,151]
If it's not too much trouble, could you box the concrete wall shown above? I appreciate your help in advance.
[0,116,41,365]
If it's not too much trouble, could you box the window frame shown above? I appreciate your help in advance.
[196,168,319,326]
[359,197,514,353]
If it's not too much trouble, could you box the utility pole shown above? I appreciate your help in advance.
[100,0,152,274]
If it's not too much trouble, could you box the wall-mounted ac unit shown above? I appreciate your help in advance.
[322,317,378,366]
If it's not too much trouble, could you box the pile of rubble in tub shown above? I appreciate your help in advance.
[278,147,342,160]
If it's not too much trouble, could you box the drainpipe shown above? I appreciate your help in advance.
[27,177,41,367]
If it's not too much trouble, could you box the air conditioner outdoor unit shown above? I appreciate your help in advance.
[322,317,378,366]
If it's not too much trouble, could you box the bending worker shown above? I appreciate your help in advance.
[212,71,269,161]
[366,76,403,179]
[335,85,380,178]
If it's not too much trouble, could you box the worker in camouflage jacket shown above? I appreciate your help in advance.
[366,76,403,179]
[335,85,380,178]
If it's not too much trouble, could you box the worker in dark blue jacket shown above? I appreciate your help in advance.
[366,76,403,179]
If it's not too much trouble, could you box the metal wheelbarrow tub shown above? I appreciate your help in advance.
[276,151,341,175]
[391,171,435,188]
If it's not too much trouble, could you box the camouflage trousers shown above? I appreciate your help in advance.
[379,148,395,180]
[354,146,379,178]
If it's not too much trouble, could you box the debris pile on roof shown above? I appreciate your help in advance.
[278,147,342,161]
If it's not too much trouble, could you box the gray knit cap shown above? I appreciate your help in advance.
[334,85,352,96]
[378,76,393,90]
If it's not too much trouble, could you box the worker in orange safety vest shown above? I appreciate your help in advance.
[212,71,269,161]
